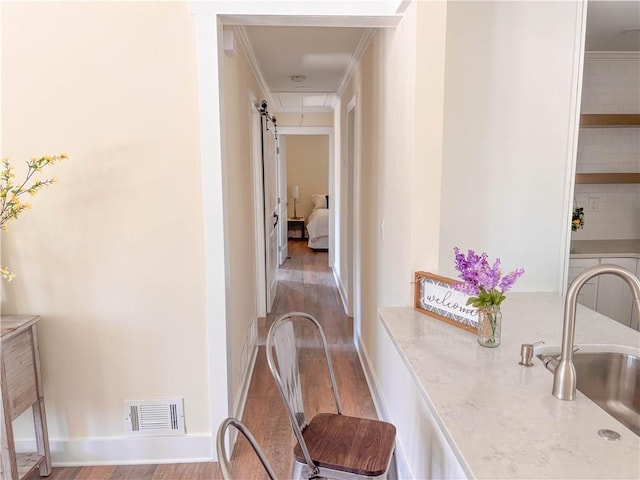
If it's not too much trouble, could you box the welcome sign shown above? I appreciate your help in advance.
[414,271,478,334]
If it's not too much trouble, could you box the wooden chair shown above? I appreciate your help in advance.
[216,417,277,480]
[266,312,397,480]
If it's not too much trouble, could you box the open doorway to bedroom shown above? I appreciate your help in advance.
[281,132,331,253]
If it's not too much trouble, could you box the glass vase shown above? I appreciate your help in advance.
[477,305,501,348]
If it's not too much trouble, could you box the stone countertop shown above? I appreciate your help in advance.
[570,239,640,258]
[379,294,640,480]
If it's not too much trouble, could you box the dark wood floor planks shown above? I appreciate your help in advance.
[26,240,377,480]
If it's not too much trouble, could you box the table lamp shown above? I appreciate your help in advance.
[292,185,299,219]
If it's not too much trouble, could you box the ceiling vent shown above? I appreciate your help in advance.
[125,398,185,437]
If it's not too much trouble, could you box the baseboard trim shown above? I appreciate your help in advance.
[355,335,388,420]
[17,324,261,468]
[356,334,412,480]
[15,434,212,466]
[331,265,349,315]
[233,337,259,420]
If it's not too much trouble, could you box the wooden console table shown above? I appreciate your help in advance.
[1,316,51,479]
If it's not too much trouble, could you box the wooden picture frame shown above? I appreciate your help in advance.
[414,271,478,334]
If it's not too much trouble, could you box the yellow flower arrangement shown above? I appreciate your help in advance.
[1,153,68,280]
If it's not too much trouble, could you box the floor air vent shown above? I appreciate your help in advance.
[125,398,185,437]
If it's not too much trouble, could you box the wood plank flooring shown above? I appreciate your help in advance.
[26,240,377,479]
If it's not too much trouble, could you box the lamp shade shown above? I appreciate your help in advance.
[292,185,299,199]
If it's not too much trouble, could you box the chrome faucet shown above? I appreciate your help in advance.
[553,264,640,400]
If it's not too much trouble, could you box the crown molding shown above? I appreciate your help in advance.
[585,51,640,61]
[233,26,277,111]
[336,28,376,98]
[232,25,378,114]
[219,14,401,28]
[189,1,406,21]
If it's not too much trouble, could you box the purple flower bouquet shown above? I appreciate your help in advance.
[453,247,525,308]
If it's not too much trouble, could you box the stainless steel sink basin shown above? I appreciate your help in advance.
[538,351,640,435]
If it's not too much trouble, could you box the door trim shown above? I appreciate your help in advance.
[189,2,404,461]
[249,91,267,317]
[278,126,335,267]
[277,135,288,265]
[347,94,361,331]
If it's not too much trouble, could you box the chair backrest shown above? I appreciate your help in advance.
[216,417,277,480]
[266,312,343,474]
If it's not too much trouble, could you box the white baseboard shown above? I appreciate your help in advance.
[331,265,349,315]
[224,318,260,456]
[233,335,259,420]
[233,343,258,419]
[15,322,261,468]
[15,434,213,466]
[355,335,389,421]
[356,334,412,480]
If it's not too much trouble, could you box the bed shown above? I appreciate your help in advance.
[306,194,329,250]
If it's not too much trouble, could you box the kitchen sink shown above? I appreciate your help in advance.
[538,349,640,436]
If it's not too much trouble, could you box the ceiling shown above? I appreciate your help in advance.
[586,1,640,51]
[242,26,369,112]
[239,1,639,113]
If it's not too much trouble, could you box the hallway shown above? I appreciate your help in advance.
[24,241,377,480]
[231,239,378,478]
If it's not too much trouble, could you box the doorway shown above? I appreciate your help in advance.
[280,129,333,258]
[189,3,405,455]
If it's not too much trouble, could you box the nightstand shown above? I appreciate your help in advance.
[288,218,306,240]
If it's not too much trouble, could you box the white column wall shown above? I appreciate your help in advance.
[438,0,585,291]
[2,2,213,463]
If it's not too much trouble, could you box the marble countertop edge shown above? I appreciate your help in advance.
[378,294,640,479]
[377,312,476,479]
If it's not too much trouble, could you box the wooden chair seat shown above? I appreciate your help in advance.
[293,413,396,477]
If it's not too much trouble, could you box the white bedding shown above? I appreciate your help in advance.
[307,208,329,239]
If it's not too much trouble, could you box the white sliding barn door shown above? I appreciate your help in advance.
[262,113,279,312]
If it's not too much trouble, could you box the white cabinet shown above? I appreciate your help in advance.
[568,258,600,310]
[569,257,640,330]
[376,317,468,479]
[637,260,640,331]
[596,258,638,328]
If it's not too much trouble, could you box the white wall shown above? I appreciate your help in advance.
[339,2,423,473]
[572,53,640,241]
[411,0,447,274]
[339,7,417,323]
[343,1,585,477]
[220,29,264,415]
[437,0,585,292]
[276,112,333,127]
[2,1,212,463]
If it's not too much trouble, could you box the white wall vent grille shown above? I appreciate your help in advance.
[125,398,185,437]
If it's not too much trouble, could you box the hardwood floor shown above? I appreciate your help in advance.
[232,240,378,479]
[26,240,377,480]
[24,463,222,480]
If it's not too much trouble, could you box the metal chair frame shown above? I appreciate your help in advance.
[266,311,396,480]
[216,416,277,480]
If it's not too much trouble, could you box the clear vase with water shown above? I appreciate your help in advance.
[477,305,501,348]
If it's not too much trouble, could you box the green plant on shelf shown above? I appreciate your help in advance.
[572,207,584,232]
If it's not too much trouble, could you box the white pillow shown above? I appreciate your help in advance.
[311,194,327,210]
